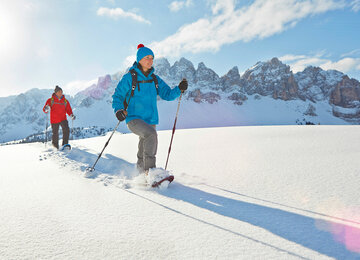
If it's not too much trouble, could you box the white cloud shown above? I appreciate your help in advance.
[280,54,307,62]
[149,0,345,58]
[350,0,360,12]
[279,53,360,74]
[62,78,98,96]
[169,0,193,12]
[97,7,151,24]
[340,49,360,57]
[321,57,360,72]
[123,54,136,68]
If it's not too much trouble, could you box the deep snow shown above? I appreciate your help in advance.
[1,125,360,259]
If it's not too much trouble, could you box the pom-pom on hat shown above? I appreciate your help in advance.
[136,44,154,63]
[54,85,62,93]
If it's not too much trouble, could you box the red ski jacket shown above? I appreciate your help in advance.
[43,93,73,124]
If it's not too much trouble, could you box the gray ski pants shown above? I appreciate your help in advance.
[127,119,157,172]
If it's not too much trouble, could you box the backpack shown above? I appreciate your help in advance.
[50,96,68,108]
[123,68,159,110]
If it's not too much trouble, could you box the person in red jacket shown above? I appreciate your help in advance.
[43,86,75,149]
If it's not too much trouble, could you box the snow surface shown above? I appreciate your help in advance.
[1,125,360,259]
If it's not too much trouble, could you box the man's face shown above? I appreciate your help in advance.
[139,55,154,71]
[55,90,63,98]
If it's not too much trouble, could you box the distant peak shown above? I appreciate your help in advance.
[179,57,193,65]
[222,66,239,78]
[228,66,239,73]
[270,57,280,65]
[172,57,195,70]
[197,62,207,69]
[154,57,170,66]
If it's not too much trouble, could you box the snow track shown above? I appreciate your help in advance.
[1,126,360,259]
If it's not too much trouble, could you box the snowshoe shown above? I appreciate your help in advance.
[151,175,174,188]
[146,168,174,189]
[60,144,71,151]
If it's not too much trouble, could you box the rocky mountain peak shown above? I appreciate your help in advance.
[197,62,207,70]
[226,66,240,76]
[154,57,171,67]
[220,66,241,92]
[241,57,298,100]
[302,65,322,74]
[2,56,360,143]
[267,57,290,73]
[242,57,290,81]
[153,58,171,78]
[269,57,281,66]
[195,62,219,84]
[77,74,112,101]
[295,66,344,101]
[330,75,360,108]
[169,57,196,82]
[178,57,194,67]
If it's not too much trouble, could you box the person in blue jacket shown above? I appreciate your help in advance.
[112,44,188,174]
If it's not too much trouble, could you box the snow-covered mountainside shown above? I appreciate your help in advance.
[0,89,56,142]
[1,57,360,143]
[1,126,360,259]
[0,95,17,111]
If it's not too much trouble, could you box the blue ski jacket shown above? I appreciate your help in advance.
[112,63,181,125]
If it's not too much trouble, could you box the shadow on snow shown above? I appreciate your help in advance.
[159,183,360,259]
[62,148,360,259]
[64,147,137,178]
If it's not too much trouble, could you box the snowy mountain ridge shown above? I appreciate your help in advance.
[1,57,360,143]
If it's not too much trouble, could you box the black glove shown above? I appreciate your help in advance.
[178,78,188,92]
[70,114,76,120]
[116,109,127,121]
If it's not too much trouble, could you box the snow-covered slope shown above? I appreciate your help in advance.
[1,57,360,143]
[0,89,53,142]
[0,95,16,111]
[1,125,359,259]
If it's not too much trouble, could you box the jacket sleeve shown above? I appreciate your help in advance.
[112,73,132,113]
[157,76,181,101]
[43,98,51,113]
[66,100,73,116]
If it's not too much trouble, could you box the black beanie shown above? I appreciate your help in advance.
[54,85,62,93]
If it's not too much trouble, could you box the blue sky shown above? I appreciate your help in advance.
[0,0,360,97]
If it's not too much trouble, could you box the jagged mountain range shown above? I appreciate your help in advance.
[1,57,360,143]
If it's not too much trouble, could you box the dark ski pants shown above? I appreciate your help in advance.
[51,120,69,149]
[127,119,157,172]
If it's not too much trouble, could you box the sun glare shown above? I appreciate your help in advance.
[0,9,20,58]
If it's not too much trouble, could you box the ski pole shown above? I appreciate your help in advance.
[45,112,49,147]
[72,118,74,140]
[165,92,183,170]
[86,86,134,173]
[86,120,121,172]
